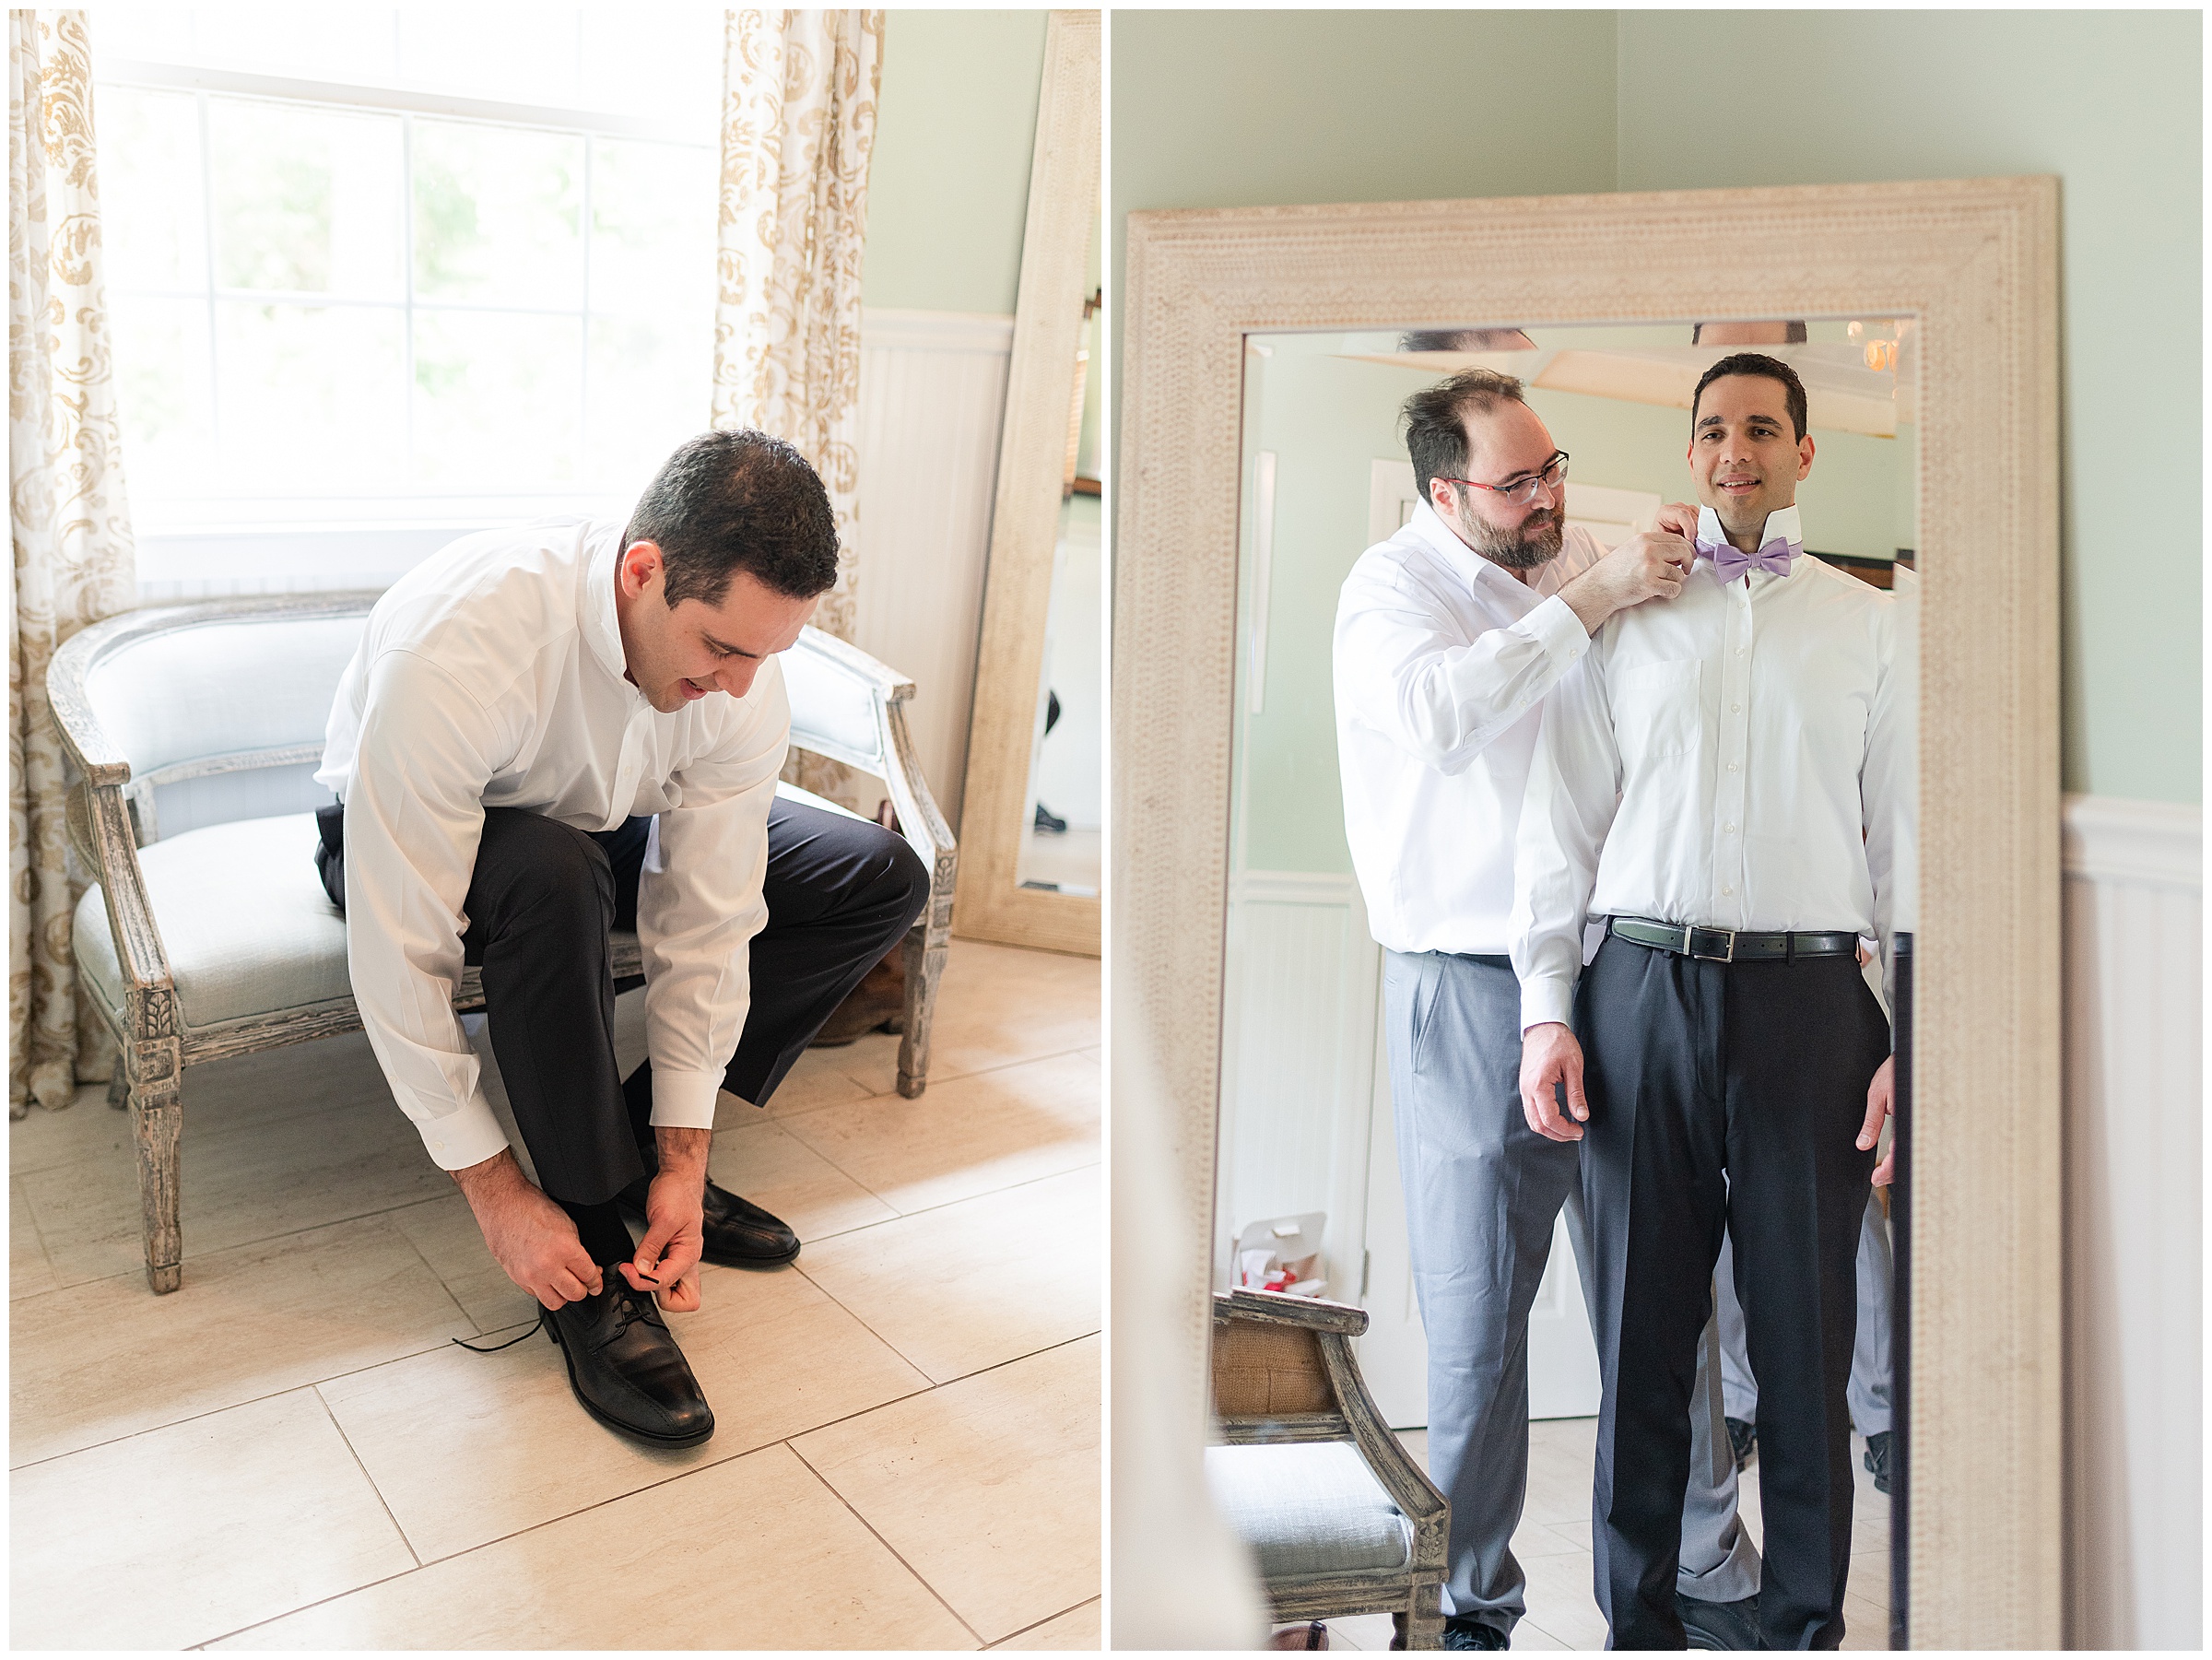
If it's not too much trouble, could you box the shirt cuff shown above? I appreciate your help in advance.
[1520,973,1578,1034]
[650,1068,726,1131]
[416,1092,513,1172]
[1523,592,1593,656]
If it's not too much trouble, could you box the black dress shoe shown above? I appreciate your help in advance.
[1863,1429,1892,1494]
[1724,1414,1757,1472]
[1677,1589,1761,1650]
[541,1280,714,1448]
[1389,1614,1507,1651]
[618,1175,802,1268]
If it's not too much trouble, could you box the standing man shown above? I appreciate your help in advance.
[1333,368,1763,1650]
[1514,354,1899,1647]
[317,430,929,1447]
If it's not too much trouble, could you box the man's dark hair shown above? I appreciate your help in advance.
[1399,326,1535,353]
[1401,367,1528,504]
[1690,352,1809,443]
[623,429,840,607]
[1691,320,1807,345]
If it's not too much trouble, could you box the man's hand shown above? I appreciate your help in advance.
[451,1148,604,1310]
[622,1126,710,1312]
[1559,528,1695,635]
[1518,1022,1590,1142]
[1651,500,1702,540]
[1859,1055,1896,1186]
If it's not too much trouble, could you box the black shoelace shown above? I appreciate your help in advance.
[449,1281,660,1354]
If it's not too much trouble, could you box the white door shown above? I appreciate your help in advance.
[1356,979,1603,1427]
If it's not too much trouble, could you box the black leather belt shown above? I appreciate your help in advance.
[1607,915,1861,963]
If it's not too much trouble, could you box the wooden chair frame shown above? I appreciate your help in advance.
[1212,1288,1450,1648]
[48,593,957,1294]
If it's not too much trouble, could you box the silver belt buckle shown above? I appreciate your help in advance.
[1689,926,1736,962]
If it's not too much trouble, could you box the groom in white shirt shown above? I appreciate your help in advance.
[1513,355,1899,1647]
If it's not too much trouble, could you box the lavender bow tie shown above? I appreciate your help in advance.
[1698,535,1800,582]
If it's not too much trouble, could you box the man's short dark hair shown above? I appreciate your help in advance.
[1690,353,1809,442]
[1691,320,1807,345]
[623,429,840,608]
[1402,367,1528,504]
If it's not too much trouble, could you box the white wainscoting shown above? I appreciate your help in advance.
[848,309,1014,832]
[2059,792,2202,1649]
[1215,869,1381,1300]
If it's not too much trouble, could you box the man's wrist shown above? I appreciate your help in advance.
[653,1125,712,1182]
[1558,569,1613,637]
[450,1147,530,1208]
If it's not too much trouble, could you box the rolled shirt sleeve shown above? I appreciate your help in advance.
[635,664,791,1129]
[1334,570,1590,775]
[1511,640,1622,1032]
[341,648,516,1171]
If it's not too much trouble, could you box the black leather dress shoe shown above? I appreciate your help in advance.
[1863,1429,1893,1494]
[1389,1614,1507,1650]
[1724,1414,1757,1472]
[542,1281,714,1448]
[618,1175,802,1268]
[1677,1589,1761,1650]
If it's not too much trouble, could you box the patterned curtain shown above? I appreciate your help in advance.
[712,8,882,648]
[9,11,136,1116]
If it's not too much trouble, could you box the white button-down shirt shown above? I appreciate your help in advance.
[1333,500,1601,956]
[317,518,786,1171]
[1510,535,1900,1032]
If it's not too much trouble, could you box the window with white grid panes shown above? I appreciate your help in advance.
[93,7,724,535]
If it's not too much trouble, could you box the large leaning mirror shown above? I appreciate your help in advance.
[953,9,1102,956]
[1220,316,1917,1647]
[1114,180,2057,1648]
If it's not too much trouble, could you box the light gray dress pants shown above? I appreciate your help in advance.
[1717,1189,1894,1435]
[1384,950,1761,1634]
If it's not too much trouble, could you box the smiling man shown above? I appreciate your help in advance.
[314,430,928,1447]
[1512,355,1900,1647]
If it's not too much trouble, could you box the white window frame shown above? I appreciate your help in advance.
[96,57,720,595]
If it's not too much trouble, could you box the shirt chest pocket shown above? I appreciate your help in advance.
[1613,658,1703,763]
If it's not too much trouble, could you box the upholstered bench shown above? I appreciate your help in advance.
[1206,1288,1449,1648]
[50,595,955,1293]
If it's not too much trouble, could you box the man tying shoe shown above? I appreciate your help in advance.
[315,429,929,1447]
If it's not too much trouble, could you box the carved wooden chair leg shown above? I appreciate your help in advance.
[895,922,943,1099]
[130,1070,184,1294]
[1404,1582,1443,1651]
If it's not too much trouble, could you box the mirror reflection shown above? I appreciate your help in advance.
[1016,269,1104,900]
[1219,318,1916,1647]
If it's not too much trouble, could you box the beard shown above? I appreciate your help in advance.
[1454,500,1565,571]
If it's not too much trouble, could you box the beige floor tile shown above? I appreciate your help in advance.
[1518,1549,1606,1649]
[9,1386,416,1650]
[797,1166,1100,1383]
[386,1193,537,1334]
[1321,1611,1394,1650]
[10,1175,56,1300]
[9,1212,475,1467]
[760,1043,881,1116]
[1839,1589,1892,1650]
[1522,1517,1587,1557]
[18,1083,453,1289]
[835,942,1100,1097]
[1510,1619,1571,1650]
[208,1442,979,1650]
[710,1114,900,1240]
[1524,1418,1597,1526]
[7,1034,391,1180]
[781,1049,1099,1215]
[797,1336,1099,1642]
[320,1260,931,1562]
[1848,1547,1889,1604]
[990,1597,1100,1650]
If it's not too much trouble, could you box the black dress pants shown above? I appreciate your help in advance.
[320,797,929,1208]
[1575,935,1888,1650]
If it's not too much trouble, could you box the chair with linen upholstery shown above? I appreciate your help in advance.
[1206,1287,1449,1649]
[49,593,955,1294]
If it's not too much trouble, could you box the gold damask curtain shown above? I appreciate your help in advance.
[712,9,882,646]
[9,10,135,1115]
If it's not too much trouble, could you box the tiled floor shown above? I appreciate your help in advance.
[10,938,1101,1652]
[1318,1422,1893,1651]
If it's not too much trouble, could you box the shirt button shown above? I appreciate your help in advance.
[1732,702,1742,712]
[1724,822,1736,832]
[1722,885,1735,896]
[1727,761,1739,772]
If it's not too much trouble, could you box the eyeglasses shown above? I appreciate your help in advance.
[1437,451,1570,508]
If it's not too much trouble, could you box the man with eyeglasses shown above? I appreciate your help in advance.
[1332,367,1762,1650]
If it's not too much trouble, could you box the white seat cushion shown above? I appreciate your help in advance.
[1205,1441,1414,1580]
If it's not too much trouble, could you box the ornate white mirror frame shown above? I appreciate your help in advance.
[952,8,1101,957]
[1113,177,2059,1645]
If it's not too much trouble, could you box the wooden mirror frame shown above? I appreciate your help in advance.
[1113,178,2059,1645]
[953,8,1101,956]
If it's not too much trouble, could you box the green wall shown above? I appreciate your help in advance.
[1112,9,2204,809]
[864,10,1048,314]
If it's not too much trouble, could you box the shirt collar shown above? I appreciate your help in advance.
[1403,497,1563,604]
[1696,503,1803,558]
[582,522,635,689]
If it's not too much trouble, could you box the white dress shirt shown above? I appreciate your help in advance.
[1333,499,1601,956]
[1510,521,1900,1032]
[317,518,787,1171]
